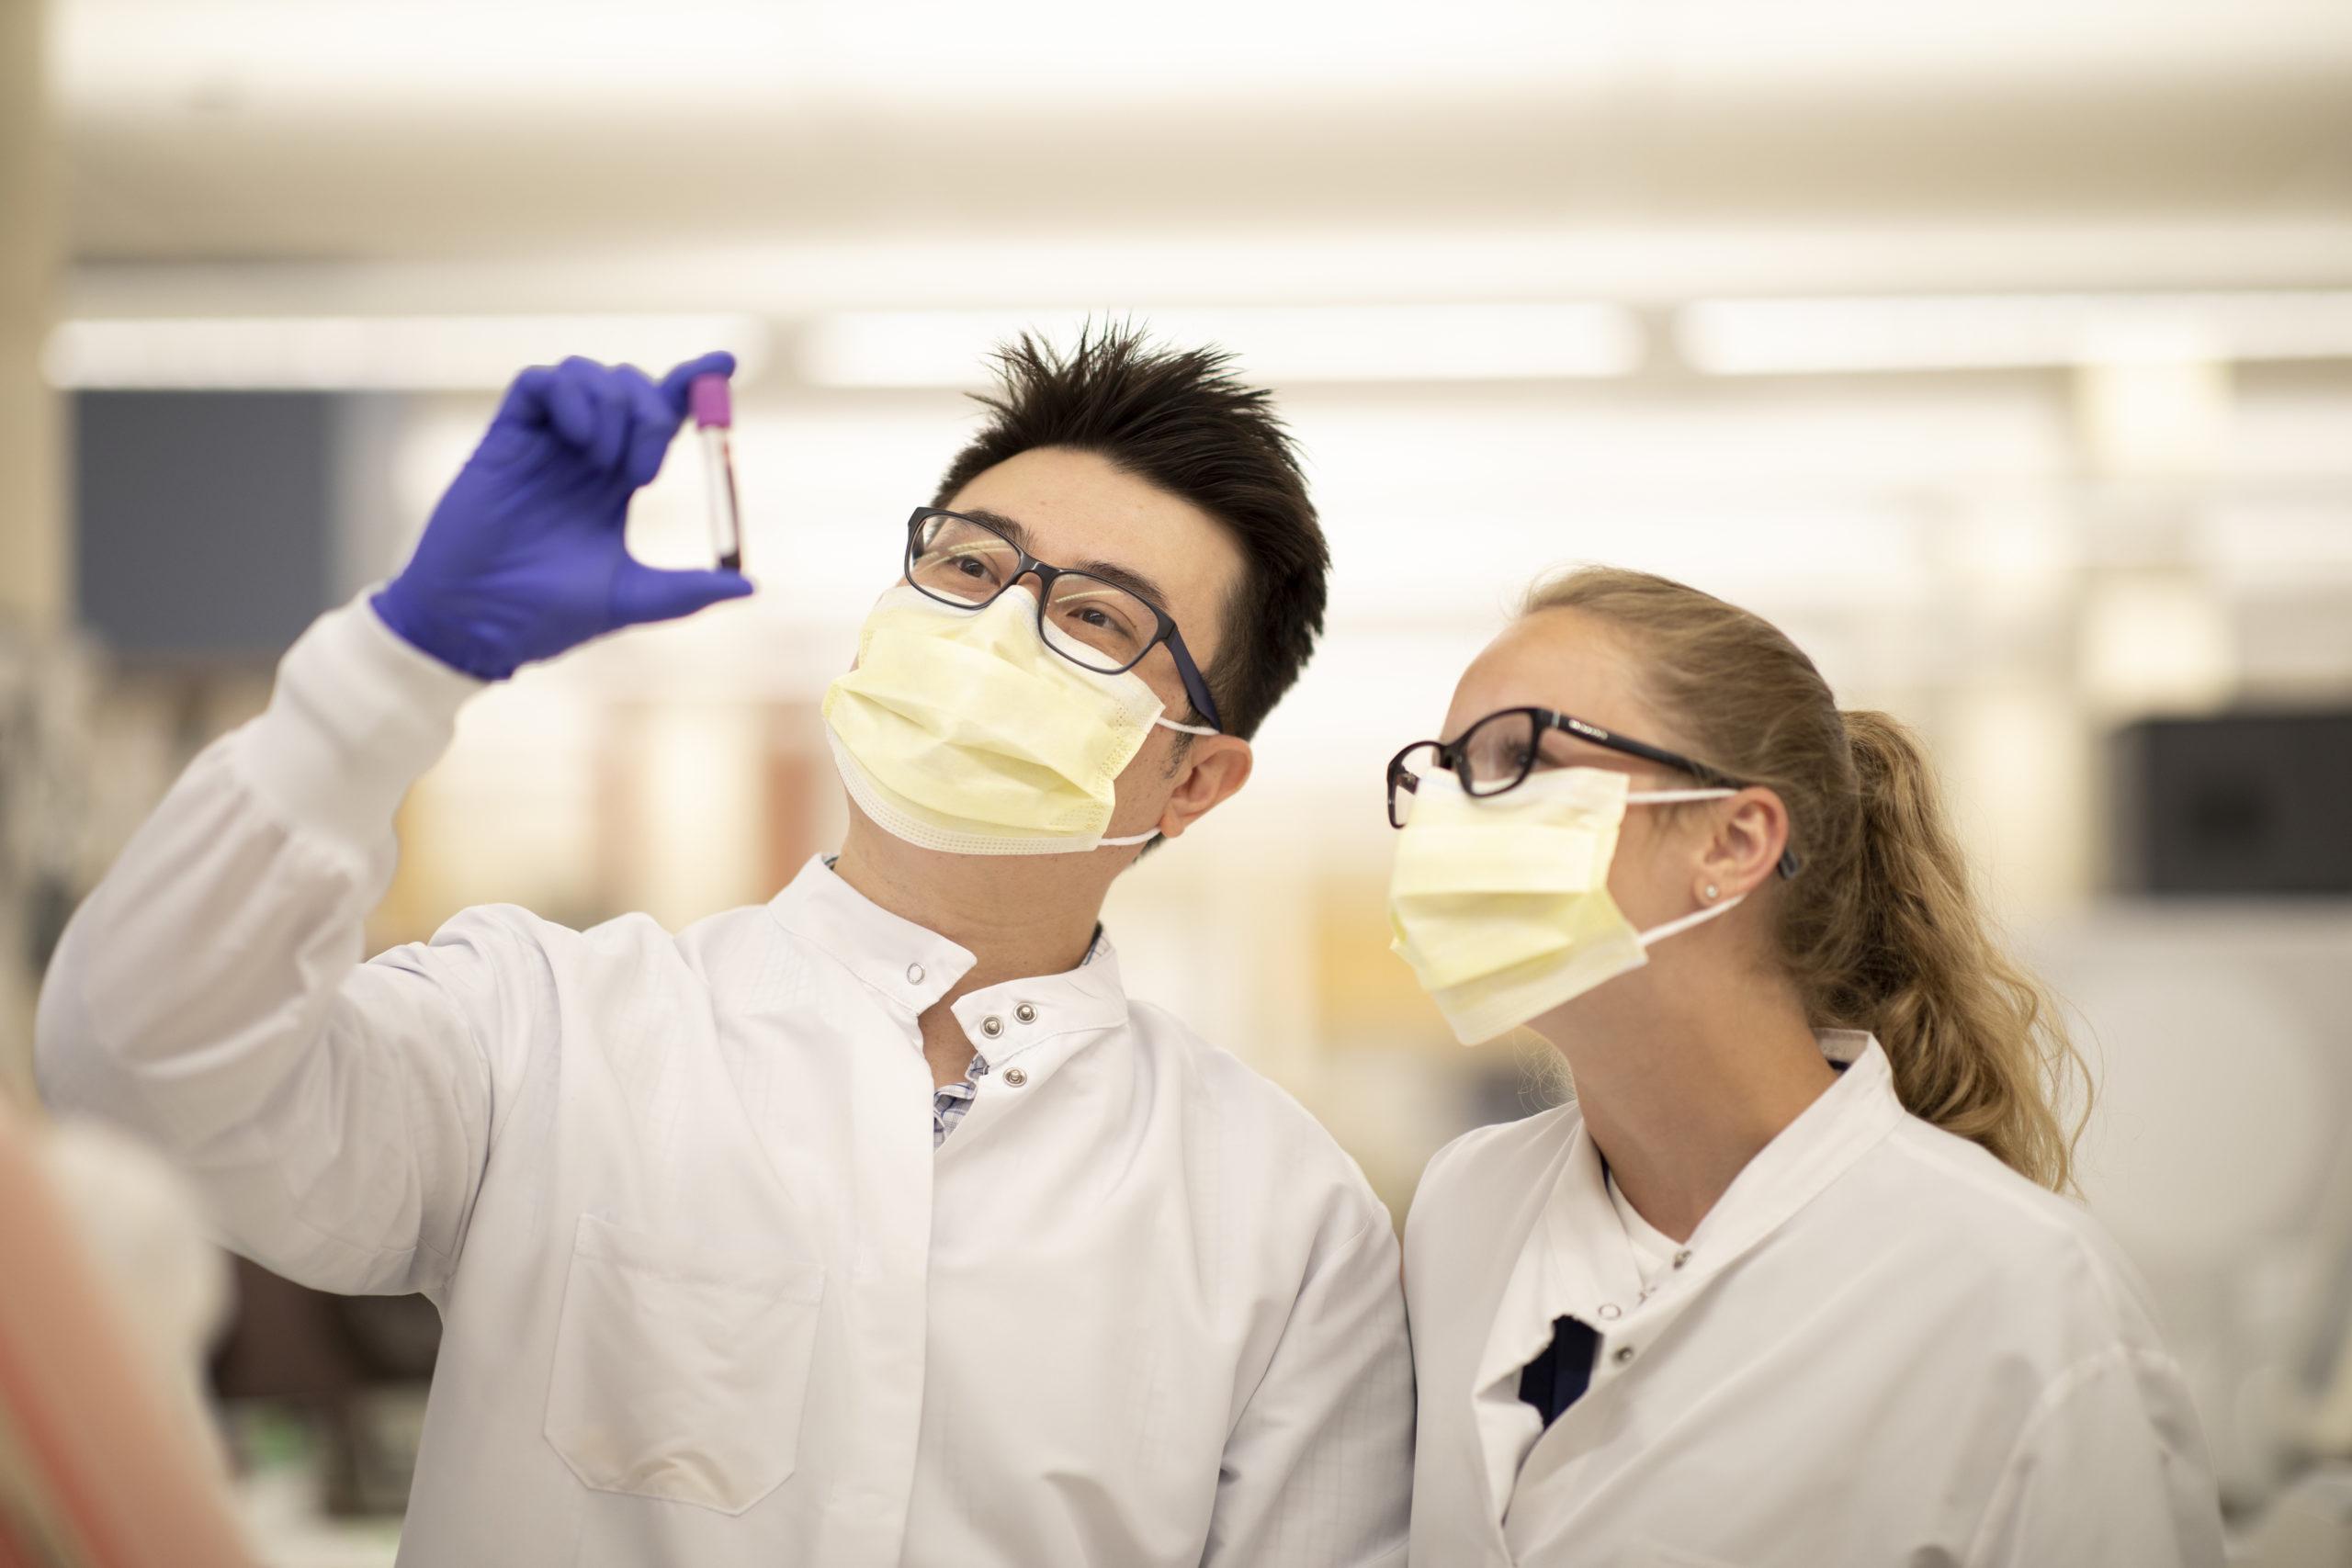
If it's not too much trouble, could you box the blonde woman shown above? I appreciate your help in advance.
[1388,568,2222,1566]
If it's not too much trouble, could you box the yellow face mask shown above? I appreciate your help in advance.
[1387,766,1744,1044]
[822,585,1214,856]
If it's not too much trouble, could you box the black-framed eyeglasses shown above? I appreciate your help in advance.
[1386,706,1800,877]
[902,506,1223,733]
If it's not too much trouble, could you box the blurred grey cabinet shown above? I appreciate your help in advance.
[74,391,334,660]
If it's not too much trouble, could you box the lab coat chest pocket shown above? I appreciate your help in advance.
[544,1213,825,1516]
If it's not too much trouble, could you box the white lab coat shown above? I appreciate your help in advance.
[1402,1031,2224,1567]
[35,595,1414,1568]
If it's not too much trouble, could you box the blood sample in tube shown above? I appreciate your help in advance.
[689,373,742,572]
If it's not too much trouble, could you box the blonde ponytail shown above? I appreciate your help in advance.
[1524,568,2088,1191]
[1828,710,2084,1190]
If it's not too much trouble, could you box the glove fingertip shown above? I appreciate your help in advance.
[691,568,756,606]
[496,364,560,428]
[612,565,756,627]
[659,350,738,412]
[548,364,600,449]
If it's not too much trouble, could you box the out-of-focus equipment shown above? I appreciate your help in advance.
[74,391,336,661]
[0,1100,250,1566]
[2231,1468,2352,1568]
[2031,903,2352,1539]
[2109,709,2352,895]
[0,625,92,1102]
[369,353,751,682]
[2069,705,2352,1562]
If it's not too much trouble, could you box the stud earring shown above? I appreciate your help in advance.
[1702,884,1720,901]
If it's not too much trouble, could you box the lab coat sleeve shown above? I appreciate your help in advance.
[1201,1208,1416,1568]
[33,594,526,1300]
[1965,1345,2226,1568]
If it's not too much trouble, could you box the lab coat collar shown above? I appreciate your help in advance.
[768,854,978,1014]
[947,946,1131,1068]
[1476,1033,1894,1385]
[1471,1031,1905,1527]
[1468,1116,1629,1523]
[1472,1120,1631,1408]
[1565,1032,1904,1325]
[1674,1031,1900,1290]
[764,855,1132,1044]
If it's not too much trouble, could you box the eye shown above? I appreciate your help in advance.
[1052,586,1145,650]
[937,541,1008,583]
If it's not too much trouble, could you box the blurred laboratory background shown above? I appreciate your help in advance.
[5,0,2352,1561]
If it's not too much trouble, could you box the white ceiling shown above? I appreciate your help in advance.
[51,0,2352,288]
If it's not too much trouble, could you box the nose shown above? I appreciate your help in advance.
[1003,563,1052,602]
[969,581,1046,649]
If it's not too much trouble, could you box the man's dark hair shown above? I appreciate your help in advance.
[933,322,1329,741]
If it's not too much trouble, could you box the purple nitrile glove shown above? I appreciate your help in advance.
[372,352,753,681]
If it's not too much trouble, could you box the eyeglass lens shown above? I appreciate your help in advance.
[1455,710,1544,795]
[909,512,1159,674]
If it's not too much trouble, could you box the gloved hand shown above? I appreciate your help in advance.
[372,352,753,680]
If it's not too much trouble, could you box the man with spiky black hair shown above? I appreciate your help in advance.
[39,325,1413,1567]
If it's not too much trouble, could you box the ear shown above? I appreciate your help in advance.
[1158,735,1253,841]
[1696,785,1791,902]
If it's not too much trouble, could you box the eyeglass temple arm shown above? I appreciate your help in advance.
[1163,627,1222,733]
[1544,713,1803,878]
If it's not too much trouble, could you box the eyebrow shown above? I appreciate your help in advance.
[957,507,1174,615]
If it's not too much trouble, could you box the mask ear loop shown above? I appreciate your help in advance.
[1616,786,1749,944]
[1099,716,1218,845]
[1625,783,1799,878]
[1637,892,1745,948]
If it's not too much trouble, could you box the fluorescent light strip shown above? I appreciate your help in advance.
[44,315,770,391]
[799,304,1645,388]
[1678,291,2352,376]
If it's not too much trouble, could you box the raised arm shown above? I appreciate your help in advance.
[34,353,751,1298]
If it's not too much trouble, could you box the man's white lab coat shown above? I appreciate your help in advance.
[36,596,1414,1568]
[1402,1032,2224,1567]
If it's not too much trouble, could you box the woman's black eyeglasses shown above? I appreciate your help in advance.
[1386,705,1800,877]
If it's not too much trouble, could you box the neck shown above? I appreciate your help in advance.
[829,818,1113,994]
[1539,969,1835,1245]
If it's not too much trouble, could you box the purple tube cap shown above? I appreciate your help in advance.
[688,372,732,429]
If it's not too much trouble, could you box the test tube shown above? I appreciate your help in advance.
[689,373,742,572]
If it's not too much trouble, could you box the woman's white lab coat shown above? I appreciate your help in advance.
[1403,1031,2224,1567]
[34,596,1414,1568]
